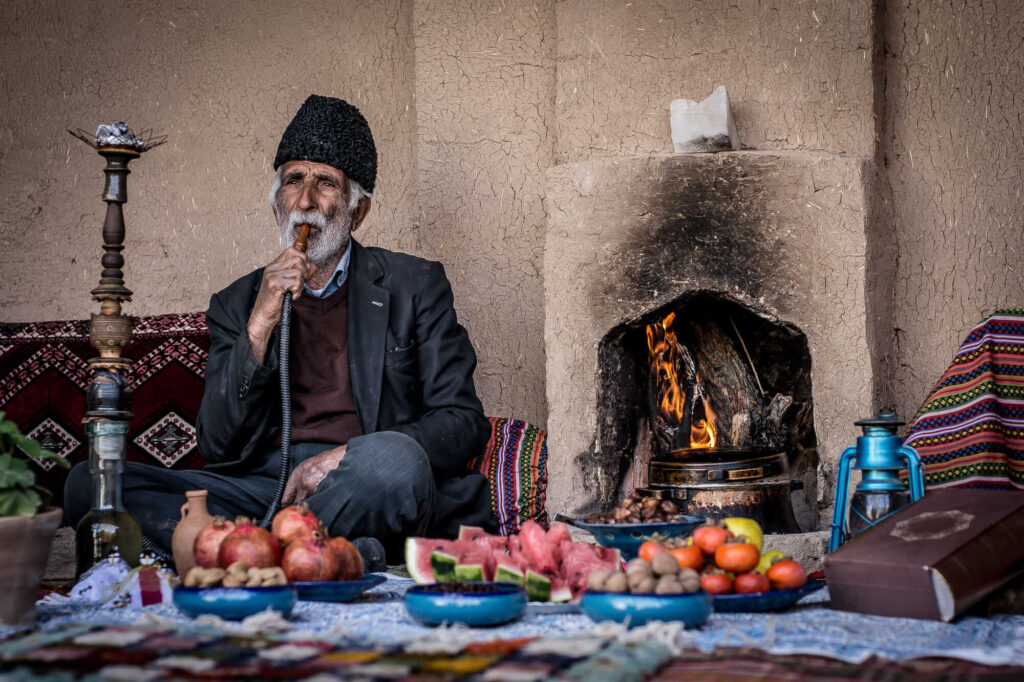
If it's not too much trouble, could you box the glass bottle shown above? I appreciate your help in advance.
[847,488,911,538]
[75,420,141,578]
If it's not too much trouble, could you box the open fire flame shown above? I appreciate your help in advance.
[646,312,717,449]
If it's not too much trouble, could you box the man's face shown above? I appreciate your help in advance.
[274,160,355,268]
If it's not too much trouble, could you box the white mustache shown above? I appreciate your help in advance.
[288,211,328,233]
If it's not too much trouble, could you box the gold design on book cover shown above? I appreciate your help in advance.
[891,510,974,542]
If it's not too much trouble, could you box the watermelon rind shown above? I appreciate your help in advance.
[454,563,485,582]
[430,551,458,583]
[405,537,435,584]
[457,525,486,541]
[495,564,525,586]
[550,586,573,603]
[525,570,552,601]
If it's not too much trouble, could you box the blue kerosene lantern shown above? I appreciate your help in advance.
[827,413,926,552]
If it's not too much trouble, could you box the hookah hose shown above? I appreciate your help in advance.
[258,223,310,529]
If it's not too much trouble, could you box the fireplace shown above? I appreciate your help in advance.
[543,151,889,533]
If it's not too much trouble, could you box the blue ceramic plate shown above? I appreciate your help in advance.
[293,573,387,602]
[580,589,712,628]
[574,516,705,560]
[174,585,297,620]
[404,582,527,627]
[712,580,826,613]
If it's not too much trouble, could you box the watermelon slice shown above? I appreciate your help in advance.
[431,551,458,582]
[455,563,485,581]
[457,525,486,541]
[494,564,525,586]
[519,520,557,574]
[405,537,455,584]
[525,569,551,601]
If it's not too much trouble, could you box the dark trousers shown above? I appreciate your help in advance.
[65,431,494,562]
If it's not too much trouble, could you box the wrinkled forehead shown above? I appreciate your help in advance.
[278,159,348,184]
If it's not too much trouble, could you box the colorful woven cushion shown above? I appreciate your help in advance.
[903,308,1024,490]
[0,314,211,505]
[469,417,550,535]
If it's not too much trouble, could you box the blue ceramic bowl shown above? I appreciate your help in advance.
[174,585,297,620]
[575,516,705,560]
[404,582,527,627]
[580,590,712,628]
[712,580,826,613]
[294,574,387,602]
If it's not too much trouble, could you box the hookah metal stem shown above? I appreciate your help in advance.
[259,224,311,528]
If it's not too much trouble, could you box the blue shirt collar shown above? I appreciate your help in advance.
[304,240,352,299]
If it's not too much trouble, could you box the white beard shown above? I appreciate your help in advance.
[277,208,353,269]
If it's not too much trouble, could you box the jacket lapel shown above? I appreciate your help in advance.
[348,240,388,434]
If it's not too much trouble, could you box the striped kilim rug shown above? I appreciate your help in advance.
[904,309,1024,490]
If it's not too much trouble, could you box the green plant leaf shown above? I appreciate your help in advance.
[32,484,53,510]
[0,487,42,516]
[0,453,35,489]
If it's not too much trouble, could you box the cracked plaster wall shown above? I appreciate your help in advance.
[412,0,555,426]
[885,1,1024,420]
[0,0,418,321]
[555,0,876,163]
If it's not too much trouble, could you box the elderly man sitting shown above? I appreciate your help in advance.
[66,95,496,563]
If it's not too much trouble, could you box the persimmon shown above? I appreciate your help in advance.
[766,559,808,590]
[669,545,704,571]
[692,525,734,555]
[714,541,760,573]
[700,572,733,595]
[638,540,666,563]
[733,572,771,594]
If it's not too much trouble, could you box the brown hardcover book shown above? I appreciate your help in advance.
[824,488,1024,621]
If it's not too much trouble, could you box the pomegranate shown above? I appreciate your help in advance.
[281,530,340,582]
[217,517,281,569]
[328,536,364,581]
[193,516,236,568]
[271,503,322,547]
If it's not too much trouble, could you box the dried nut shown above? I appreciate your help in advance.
[259,567,287,585]
[626,558,652,575]
[587,569,611,591]
[604,572,628,593]
[227,561,250,574]
[222,574,245,588]
[678,568,699,582]
[633,575,658,594]
[627,570,649,591]
[659,500,679,514]
[183,567,205,588]
[643,497,659,509]
[199,568,226,588]
[651,552,680,576]
[655,576,685,595]
[641,506,658,520]
[680,573,701,593]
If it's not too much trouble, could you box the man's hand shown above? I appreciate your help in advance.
[282,445,347,505]
[247,246,317,363]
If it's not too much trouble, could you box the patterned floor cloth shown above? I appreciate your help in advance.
[904,309,1024,489]
[2,576,1023,679]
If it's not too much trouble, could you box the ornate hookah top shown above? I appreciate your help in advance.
[68,121,167,153]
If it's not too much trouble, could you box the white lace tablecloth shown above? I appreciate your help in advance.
[8,575,1024,666]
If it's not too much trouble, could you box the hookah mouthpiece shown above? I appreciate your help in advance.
[294,223,311,252]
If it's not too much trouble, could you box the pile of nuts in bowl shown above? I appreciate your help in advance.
[586,554,701,595]
[183,561,288,588]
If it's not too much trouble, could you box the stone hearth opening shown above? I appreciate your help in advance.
[595,291,818,530]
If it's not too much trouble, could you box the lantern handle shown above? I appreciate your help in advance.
[828,446,858,552]
[898,445,926,500]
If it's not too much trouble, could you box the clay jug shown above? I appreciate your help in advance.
[171,490,213,577]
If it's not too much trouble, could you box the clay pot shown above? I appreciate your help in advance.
[0,507,63,627]
[171,490,213,577]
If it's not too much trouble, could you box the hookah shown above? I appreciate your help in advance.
[68,122,166,577]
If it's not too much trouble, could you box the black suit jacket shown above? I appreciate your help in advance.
[196,240,491,483]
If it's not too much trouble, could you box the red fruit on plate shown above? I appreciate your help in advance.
[193,516,235,568]
[714,541,760,574]
[218,517,281,569]
[271,503,321,546]
[692,525,734,556]
[766,559,808,590]
[281,530,340,582]
[328,536,364,581]
[669,545,704,571]
[700,572,733,595]
[734,572,771,594]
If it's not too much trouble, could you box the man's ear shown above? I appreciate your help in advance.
[351,196,372,233]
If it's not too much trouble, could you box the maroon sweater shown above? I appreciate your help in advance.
[288,281,364,445]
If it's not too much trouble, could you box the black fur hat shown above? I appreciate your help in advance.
[273,95,377,193]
